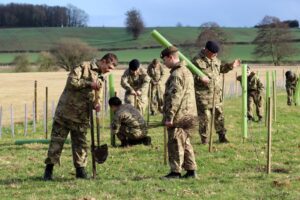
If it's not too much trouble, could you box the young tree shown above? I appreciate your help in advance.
[14,54,30,72]
[125,8,145,40]
[195,22,230,57]
[253,16,298,66]
[50,39,97,71]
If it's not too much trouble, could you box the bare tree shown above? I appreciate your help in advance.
[253,16,298,66]
[50,39,97,71]
[125,8,145,40]
[67,4,88,27]
[195,22,230,56]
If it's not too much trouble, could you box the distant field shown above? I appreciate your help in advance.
[0,27,300,64]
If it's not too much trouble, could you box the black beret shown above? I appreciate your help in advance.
[129,59,140,71]
[160,46,178,58]
[205,41,219,53]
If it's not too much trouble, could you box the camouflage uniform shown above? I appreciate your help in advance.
[121,67,150,115]
[147,62,165,114]
[192,49,233,143]
[45,59,103,168]
[163,61,197,173]
[237,72,264,120]
[111,104,148,142]
[285,72,298,105]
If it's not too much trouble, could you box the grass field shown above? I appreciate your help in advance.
[1,27,300,64]
[0,88,299,199]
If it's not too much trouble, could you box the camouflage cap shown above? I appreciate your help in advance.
[160,46,178,58]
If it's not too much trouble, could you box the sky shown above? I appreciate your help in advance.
[1,0,300,27]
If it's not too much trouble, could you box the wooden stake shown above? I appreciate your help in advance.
[164,126,168,165]
[34,80,37,121]
[24,104,28,136]
[10,104,14,137]
[267,97,272,174]
[0,105,2,139]
[32,101,36,133]
[45,87,48,139]
[209,83,216,152]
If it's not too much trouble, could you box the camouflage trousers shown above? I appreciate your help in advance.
[117,125,147,142]
[44,120,88,168]
[167,127,197,173]
[124,94,146,115]
[149,83,164,114]
[248,93,263,119]
[198,105,226,141]
[286,87,296,105]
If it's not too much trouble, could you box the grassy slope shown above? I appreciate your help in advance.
[0,27,300,63]
[0,91,299,200]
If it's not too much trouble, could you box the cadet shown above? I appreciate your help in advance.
[237,66,264,122]
[43,53,118,180]
[109,96,151,147]
[147,58,165,115]
[192,41,240,144]
[161,46,197,179]
[121,59,150,114]
[285,70,299,106]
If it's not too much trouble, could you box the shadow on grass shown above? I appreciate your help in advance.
[0,176,75,186]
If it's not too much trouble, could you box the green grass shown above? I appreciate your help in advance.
[1,27,300,64]
[0,91,299,199]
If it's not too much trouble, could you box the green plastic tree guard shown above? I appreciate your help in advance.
[151,29,207,78]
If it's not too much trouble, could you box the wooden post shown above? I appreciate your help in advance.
[209,83,216,152]
[34,80,37,121]
[267,97,272,174]
[10,104,14,137]
[45,87,48,139]
[147,84,152,126]
[222,73,225,101]
[235,72,238,97]
[0,105,2,139]
[24,104,28,136]
[164,127,168,165]
[32,101,36,133]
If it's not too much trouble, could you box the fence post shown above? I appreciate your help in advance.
[32,101,36,133]
[24,104,28,136]
[10,104,14,137]
[34,80,37,121]
[0,105,2,139]
[45,87,48,139]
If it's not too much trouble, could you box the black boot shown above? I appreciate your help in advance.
[142,136,151,146]
[161,172,181,179]
[218,133,229,143]
[120,139,128,147]
[181,170,197,179]
[43,164,53,181]
[76,167,88,179]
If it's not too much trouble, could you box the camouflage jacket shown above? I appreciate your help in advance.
[111,104,147,135]
[147,63,166,83]
[54,59,103,126]
[286,73,298,89]
[237,72,264,94]
[163,61,196,123]
[192,49,233,107]
[121,67,150,94]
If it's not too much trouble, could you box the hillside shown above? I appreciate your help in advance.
[0,27,300,64]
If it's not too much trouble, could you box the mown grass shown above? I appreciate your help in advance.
[0,92,299,200]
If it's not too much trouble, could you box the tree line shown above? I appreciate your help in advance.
[0,3,88,27]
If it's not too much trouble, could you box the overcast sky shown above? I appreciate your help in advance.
[1,0,299,27]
